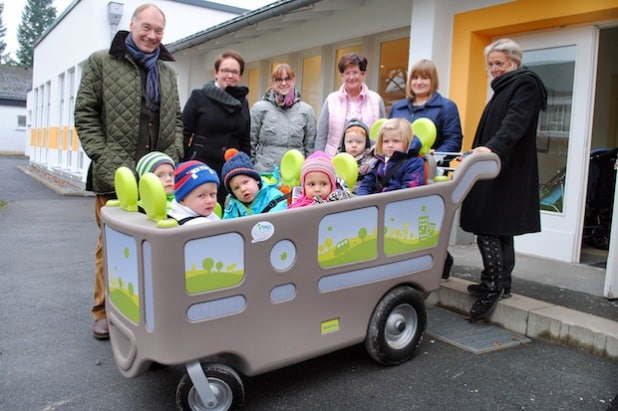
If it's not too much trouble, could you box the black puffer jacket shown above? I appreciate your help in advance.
[75,31,183,195]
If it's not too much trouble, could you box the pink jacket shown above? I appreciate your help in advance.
[318,84,384,156]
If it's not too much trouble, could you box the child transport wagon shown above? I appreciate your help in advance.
[101,144,500,410]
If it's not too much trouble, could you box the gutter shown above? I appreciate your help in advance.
[166,0,324,53]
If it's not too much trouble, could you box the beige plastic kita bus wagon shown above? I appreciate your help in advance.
[101,152,500,411]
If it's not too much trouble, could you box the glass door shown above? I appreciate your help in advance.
[509,27,598,263]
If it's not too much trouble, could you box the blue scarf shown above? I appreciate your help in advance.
[125,34,161,111]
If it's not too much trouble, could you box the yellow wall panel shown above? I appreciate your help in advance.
[62,126,69,150]
[48,127,59,149]
[72,127,79,152]
[450,0,618,149]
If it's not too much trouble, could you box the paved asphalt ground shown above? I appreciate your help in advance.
[1,155,617,410]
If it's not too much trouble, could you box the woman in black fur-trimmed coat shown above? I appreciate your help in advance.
[460,38,548,321]
[182,50,251,206]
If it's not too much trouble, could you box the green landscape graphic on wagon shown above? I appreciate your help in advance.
[317,195,445,268]
[184,232,245,294]
[318,207,378,268]
[105,226,140,323]
[384,195,444,256]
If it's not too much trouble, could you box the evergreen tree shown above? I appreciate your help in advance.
[0,3,8,62]
[16,0,57,67]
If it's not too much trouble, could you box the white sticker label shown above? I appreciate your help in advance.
[251,221,275,243]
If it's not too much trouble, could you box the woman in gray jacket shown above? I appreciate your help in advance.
[250,64,316,173]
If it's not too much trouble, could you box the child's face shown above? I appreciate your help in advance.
[180,182,218,216]
[381,129,405,158]
[344,132,366,157]
[152,163,175,195]
[229,174,259,203]
[304,171,332,200]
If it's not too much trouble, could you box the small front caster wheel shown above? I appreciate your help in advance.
[176,363,244,411]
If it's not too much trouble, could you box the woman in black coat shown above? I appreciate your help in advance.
[460,38,547,320]
[182,50,251,206]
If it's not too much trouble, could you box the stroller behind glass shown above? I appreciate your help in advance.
[583,147,618,250]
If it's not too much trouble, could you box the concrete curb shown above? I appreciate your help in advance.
[17,165,93,197]
[428,277,618,359]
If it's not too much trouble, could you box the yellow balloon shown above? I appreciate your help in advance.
[369,118,387,141]
[280,149,304,186]
[139,173,167,222]
[411,118,437,155]
[333,152,359,190]
[112,166,138,211]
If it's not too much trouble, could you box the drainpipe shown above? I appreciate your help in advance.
[107,2,124,39]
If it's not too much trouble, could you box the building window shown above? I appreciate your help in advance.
[378,37,409,115]
[18,115,26,128]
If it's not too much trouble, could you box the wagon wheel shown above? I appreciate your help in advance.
[365,286,427,365]
[176,363,244,411]
[590,226,610,250]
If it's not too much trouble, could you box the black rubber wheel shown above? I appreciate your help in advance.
[590,226,610,250]
[176,363,244,411]
[365,286,426,365]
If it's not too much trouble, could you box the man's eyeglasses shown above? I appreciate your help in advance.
[274,77,293,84]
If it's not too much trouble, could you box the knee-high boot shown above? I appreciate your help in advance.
[469,235,507,320]
[468,235,513,297]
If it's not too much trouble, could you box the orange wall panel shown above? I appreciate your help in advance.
[48,127,59,149]
[450,0,618,149]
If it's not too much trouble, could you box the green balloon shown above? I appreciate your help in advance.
[411,118,437,154]
[280,149,304,186]
[333,152,359,189]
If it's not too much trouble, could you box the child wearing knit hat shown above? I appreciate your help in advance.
[221,149,288,219]
[136,151,176,212]
[340,118,376,194]
[168,160,221,225]
[288,151,352,209]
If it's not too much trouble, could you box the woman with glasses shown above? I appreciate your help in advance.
[182,49,251,205]
[315,53,385,157]
[250,63,317,173]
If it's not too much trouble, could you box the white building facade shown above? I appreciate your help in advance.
[26,0,618,297]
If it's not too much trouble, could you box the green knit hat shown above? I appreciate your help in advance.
[136,151,175,178]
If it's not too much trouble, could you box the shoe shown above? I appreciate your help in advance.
[93,318,109,340]
[442,252,453,280]
[467,282,511,298]
[469,288,504,321]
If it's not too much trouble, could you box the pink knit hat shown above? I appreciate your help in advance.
[300,151,337,190]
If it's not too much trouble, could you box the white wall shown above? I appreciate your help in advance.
[0,106,26,153]
[33,0,244,85]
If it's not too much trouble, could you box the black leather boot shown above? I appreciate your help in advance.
[469,235,507,321]
[469,277,505,321]
[468,273,511,298]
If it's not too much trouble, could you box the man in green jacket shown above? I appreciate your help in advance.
[75,3,183,340]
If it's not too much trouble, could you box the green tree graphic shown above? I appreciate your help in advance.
[202,258,214,273]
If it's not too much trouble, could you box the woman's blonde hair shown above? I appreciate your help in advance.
[406,59,439,100]
[375,118,412,155]
[484,38,522,72]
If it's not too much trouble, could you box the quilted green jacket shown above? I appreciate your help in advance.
[75,31,183,195]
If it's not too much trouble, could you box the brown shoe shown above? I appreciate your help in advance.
[93,318,109,340]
